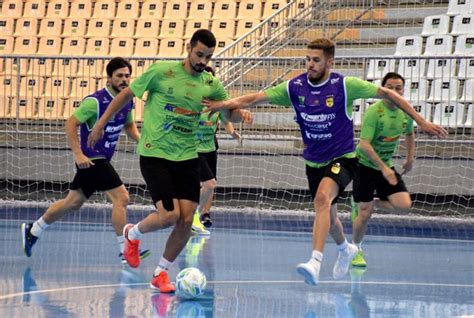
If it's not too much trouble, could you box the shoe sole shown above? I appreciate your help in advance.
[149,283,176,293]
[191,227,211,236]
[351,262,367,268]
[20,223,31,257]
[296,267,317,286]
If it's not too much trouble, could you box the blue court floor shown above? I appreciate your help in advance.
[1,209,473,317]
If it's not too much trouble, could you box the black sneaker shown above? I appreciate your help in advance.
[21,223,38,257]
[200,213,213,228]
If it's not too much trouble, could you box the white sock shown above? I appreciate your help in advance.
[127,224,143,241]
[154,257,173,276]
[116,235,124,254]
[311,250,323,263]
[337,239,349,252]
[30,217,49,237]
[353,241,362,250]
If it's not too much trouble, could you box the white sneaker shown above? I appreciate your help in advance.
[333,243,358,280]
[296,260,321,286]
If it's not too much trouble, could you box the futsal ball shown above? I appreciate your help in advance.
[176,267,207,299]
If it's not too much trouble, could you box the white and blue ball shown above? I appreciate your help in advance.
[176,267,207,299]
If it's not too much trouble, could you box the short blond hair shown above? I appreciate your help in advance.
[307,39,335,58]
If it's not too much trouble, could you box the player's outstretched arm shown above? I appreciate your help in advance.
[87,87,135,148]
[65,116,94,169]
[376,87,448,138]
[402,132,415,175]
[202,91,268,111]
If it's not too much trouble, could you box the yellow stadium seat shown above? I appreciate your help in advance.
[70,77,96,98]
[134,38,159,57]
[287,0,310,21]
[0,36,15,75]
[188,0,213,19]
[158,38,184,57]
[140,0,164,19]
[39,77,71,119]
[96,77,107,89]
[159,19,185,39]
[0,75,18,118]
[0,17,15,36]
[135,19,160,38]
[235,18,261,38]
[23,0,46,18]
[69,0,93,19]
[17,76,44,118]
[63,18,87,37]
[111,19,136,38]
[130,58,155,78]
[213,0,237,19]
[79,38,109,77]
[87,18,111,37]
[28,37,62,76]
[63,98,83,119]
[14,18,39,37]
[1,0,23,19]
[38,18,62,37]
[184,19,210,39]
[14,36,38,55]
[237,0,262,19]
[36,97,64,120]
[215,38,234,55]
[262,0,287,19]
[211,19,236,39]
[116,0,140,19]
[53,37,85,77]
[163,0,188,19]
[110,38,134,56]
[92,0,116,19]
[46,0,69,18]
[43,77,71,98]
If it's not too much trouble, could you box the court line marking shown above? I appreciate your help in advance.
[1,280,473,301]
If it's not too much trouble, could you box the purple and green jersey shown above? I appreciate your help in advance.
[264,72,378,167]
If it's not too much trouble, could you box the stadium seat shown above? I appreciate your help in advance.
[0,76,18,101]
[366,58,396,80]
[80,38,109,77]
[184,20,211,39]
[424,35,454,56]
[86,19,111,37]
[233,38,259,56]
[159,19,185,39]
[70,77,96,98]
[23,0,46,18]
[432,102,466,127]
[92,0,116,19]
[140,0,164,19]
[158,38,184,57]
[398,58,426,79]
[1,0,23,19]
[188,0,213,19]
[163,0,188,19]
[46,0,69,18]
[135,19,160,38]
[134,38,159,57]
[43,77,71,98]
[237,0,263,19]
[36,97,64,120]
[116,0,140,19]
[352,100,366,127]
[14,18,39,37]
[63,18,87,37]
[287,0,311,21]
[262,0,288,19]
[110,38,134,56]
[426,58,456,79]
[458,57,474,79]
[130,58,155,79]
[464,103,473,127]
[428,79,460,102]
[69,0,93,19]
[212,0,237,19]
[0,17,14,36]
[215,38,234,55]
[454,34,474,56]
[38,18,62,37]
[111,19,135,38]
[460,79,474,103]
[421,15,450,36]
[53,37,85,77]
[17,76,44,119]
[447,0,474,16]
[236,19,261,38]
[405,79,429,103]
[451,14,474,35]
[38,77,70,119]
[211,19,236,39]
[28,37,62,76]
[13,36,38,54]
[411,102,432,125]
[394,36,423,56]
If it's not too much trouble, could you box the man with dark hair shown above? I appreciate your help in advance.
[87,30,251,292]
[203,38,447,286]
[351,72,414,268]
[21,57,149,265]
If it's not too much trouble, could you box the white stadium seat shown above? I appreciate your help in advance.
[421,15,450,36]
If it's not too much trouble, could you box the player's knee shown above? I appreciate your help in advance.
[115,193,129,208]
[314,192,332,210]
[394,199,412,210]
[67,197,84,210]
[358,205,373,222]
[202,179,217,191]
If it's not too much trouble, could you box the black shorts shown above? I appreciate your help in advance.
[353,164,408,203]
[198,151,217,182]
[70,159,123,199]
[140,156,200,209]
[306,157,359,205]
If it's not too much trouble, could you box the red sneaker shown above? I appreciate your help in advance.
[150,271,176,293]
[151,293,175,317]
[123,224,140,268]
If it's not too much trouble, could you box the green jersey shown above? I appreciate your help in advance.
[197,110,220,153]
[357,100,414,170]
[130,61,228,161]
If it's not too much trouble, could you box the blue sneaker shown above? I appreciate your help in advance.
[119,249,151,265]
[21,223,38,257]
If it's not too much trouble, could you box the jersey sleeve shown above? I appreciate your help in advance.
[263,81,292,107]
[72,98,98,123]
[359,105,378,142]
[129,62,160,99]
[345,77,379,100]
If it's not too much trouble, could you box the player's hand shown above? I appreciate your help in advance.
[382,166,398,185]
[401,158,414,175]
[202,98,227,111]
[230,130,241,141]
[418,121,448,138]
[240,109,253,124]
[74,153,95,169]
[87,126,104,149]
